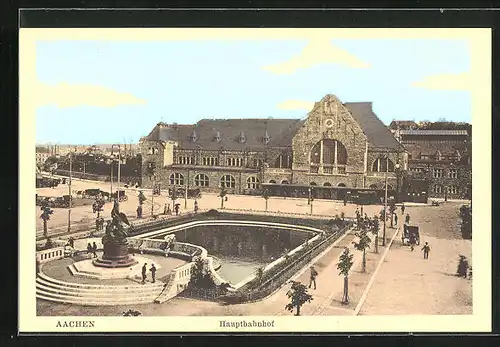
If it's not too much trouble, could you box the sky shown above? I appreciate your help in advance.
[35,38,471,144]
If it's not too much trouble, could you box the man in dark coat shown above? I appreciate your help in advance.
[141,263,147,284]
[421,242,431,259]
[150,264,157,283]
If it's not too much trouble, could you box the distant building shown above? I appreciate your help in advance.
[398,129,471,200]
[139,94,408,200]
[35,146,51,166]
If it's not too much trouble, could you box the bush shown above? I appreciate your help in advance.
[205,209,220,217]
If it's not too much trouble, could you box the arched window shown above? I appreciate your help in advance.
[323,182,331,186]
[310,139,348,166]
[269,180,276,184]
[369,184,378,189]
[220,175,236,188]
[194,174,209,187]
[310,182,317,186]
[247,176,260,189]
[338,183,346,187]
[169,173,184,185]
[281,180,289,185]
[372,157,395,172]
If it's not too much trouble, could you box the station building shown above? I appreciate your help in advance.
[139,94,408,200]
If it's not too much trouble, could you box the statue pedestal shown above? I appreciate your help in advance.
[92,239,138,268]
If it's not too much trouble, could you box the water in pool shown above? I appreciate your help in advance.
[215,256,267,285]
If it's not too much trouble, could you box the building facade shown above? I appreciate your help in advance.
[398,129,472,200]
[35,146,51,166]
[140,94,408,199]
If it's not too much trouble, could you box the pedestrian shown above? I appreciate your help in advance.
[409,234,416,251]
[150,263,157,283]
[405,213,410,225]
[194,200,199,214]
[87,243,92,256]
[308,266,318,290]
[401,203,405,215]
[141,263,147,284]
[421,242,430,259]
[92,242,98,258]
[163,203,168,215]
[394,214,398,226]
[166,204,172,215]
[137,205,142,219]
[174,204,180,216]
[68,237,74,248]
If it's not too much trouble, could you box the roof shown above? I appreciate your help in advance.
[389,120,419,129]
[144,96,403,151]
[343,102,403,150]
[399,130,468,136]
[145,119,305,150]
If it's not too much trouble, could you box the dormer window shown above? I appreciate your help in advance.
[238,131,246,144]
[189,130,198,142]
[214,131,222,143]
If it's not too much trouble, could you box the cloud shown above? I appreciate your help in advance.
[262,39,371,75]
[277,100,315,111]
[34,82,147,108]
[411,72,471,91]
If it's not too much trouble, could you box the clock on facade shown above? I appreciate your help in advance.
[325,118,334,128]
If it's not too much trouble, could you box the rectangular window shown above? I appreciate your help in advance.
[447,185,458,194]
[433,185,442,193]
[433,168,443,178]
[448,169,458,178]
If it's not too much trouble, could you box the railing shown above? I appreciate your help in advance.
[237,223,352,303]
[36,246,65,263]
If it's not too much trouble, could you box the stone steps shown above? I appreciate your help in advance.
[36,276,163,294]
[36,272,167,306]
[37,272,163,290]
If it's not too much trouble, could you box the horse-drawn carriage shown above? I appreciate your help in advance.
[82,188,103,199]
[402,224,420,246]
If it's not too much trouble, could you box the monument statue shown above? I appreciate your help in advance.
[93,199,138,268]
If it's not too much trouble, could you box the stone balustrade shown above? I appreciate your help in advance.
[37,247,65,264]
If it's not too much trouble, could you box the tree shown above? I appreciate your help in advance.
[255,266,265,285]
[189,257,216,289]
[92,197,105,218]
[388,200,397,228]
[285,280,313,316]
[262,189,270,211]
[39,204,54,240]
[219,187,228,209]
[353,228,371,273]
[336,247,354,305]
[459,205,472,239]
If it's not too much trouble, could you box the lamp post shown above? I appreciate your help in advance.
[395,162,401,203]
[308,186,313,215]
[67,150,73,233]
[111,144,121,204]
[382,149,389,247]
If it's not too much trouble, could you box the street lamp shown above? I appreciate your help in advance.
[111,144,121,204]
[395,162,401,203]
[67,150,74,233]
